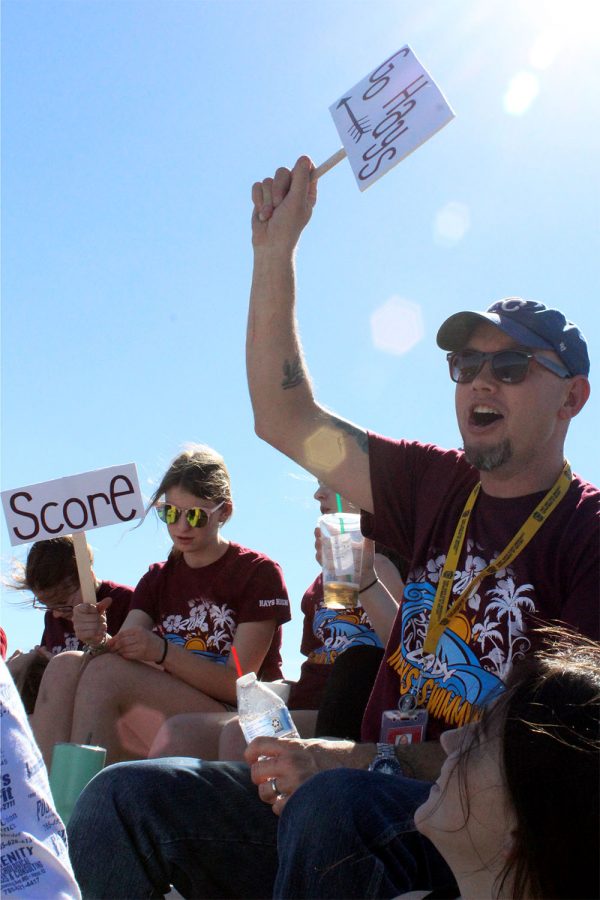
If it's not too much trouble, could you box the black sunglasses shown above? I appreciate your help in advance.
[447,349,571,384]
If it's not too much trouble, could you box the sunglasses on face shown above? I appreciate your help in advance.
[447,349,571,384]
[155,500,225,529]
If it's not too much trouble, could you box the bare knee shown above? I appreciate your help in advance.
[149,713,196,757]
[75,653,128,702]
[218,717,246,761]
[35,651,86,706]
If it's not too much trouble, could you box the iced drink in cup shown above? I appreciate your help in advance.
[318,512,364,609]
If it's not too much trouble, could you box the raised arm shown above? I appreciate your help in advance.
[247,156,374,513]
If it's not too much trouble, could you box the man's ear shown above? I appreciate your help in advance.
[558,376,590,420]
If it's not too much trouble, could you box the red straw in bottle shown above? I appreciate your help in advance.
[231,646,243,677]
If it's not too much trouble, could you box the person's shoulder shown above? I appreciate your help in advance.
[368,432,471,470]
[136,558,172,585]
[570,472,600,507]
[97,580,134,598]
[226,541,282,568]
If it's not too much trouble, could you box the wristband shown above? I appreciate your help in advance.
[156,635,169,666]
[84,633,108,656]
[358,578,379,595]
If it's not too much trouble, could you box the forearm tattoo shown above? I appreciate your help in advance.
[281,355,305,390]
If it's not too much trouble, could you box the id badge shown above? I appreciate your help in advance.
[379,708,429,745]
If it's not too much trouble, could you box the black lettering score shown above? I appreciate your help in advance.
[40,502,62,534]
[87,491,111,526]
[63,497,88,530]
[7,471,139,541]
[9,492,40,540]
[110,475,137,521]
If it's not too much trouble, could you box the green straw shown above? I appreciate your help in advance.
[335,493,345,533]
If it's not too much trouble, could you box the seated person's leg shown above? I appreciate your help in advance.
[70,653,229,764]
[30,650,87,767]
[274,768,454,899]
[68,758,280,899]
[315,645,384,740]
[148,711,238,759]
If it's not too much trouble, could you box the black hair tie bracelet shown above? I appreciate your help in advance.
[156,635,169,666]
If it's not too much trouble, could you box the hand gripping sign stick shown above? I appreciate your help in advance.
[311,46,455,189]
[1,463,144,606]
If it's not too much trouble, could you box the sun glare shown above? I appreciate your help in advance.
[503,71,540,116]
[433,202,471,246]
[499,1,598,117]
[528,30,562,70]
[370,297,424,356]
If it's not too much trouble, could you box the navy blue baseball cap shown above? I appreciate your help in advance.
[437,298,590,377]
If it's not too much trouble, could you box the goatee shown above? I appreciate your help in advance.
[463,439,513,472]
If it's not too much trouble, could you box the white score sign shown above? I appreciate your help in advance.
[329,46,455,190]
[2,463,143,546]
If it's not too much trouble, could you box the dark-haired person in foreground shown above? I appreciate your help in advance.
[67,158,599,899]
[400,632,600,899]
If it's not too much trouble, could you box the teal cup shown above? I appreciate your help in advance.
[49,742,106,825]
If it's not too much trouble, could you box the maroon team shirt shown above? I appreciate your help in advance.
[288,573,383,709]
[360,433,600,742]
[41,580,133,654]
[130,542,290,681]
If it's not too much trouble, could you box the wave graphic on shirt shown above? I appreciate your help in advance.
[312,607,382,664]
[390,582,505,723]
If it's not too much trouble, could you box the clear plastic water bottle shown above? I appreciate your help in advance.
[236,672,300,743]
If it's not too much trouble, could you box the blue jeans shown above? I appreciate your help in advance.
[68,758,278,898]
[68,758,452,899]
[275,769,453,898]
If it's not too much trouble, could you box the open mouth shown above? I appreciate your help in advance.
[469,405,504,428]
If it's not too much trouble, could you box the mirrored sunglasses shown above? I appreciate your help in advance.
[447,349,571,384]
[155,500,225,529]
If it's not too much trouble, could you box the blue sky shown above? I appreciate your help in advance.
[2,0,599,679]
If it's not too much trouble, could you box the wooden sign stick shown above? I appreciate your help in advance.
[311,148,347,181]
[71,531,97,605]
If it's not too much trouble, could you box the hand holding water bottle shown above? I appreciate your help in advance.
[245,734,359,816]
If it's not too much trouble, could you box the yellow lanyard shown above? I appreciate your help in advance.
[422,460,572,655]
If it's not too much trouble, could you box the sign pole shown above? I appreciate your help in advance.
[311,148,347,181]
[71,531,97,605]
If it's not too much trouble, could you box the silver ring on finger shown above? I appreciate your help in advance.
[270,777,278,796]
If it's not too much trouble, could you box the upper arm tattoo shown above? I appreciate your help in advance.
[281,355,305,390]
[328,413,369,454]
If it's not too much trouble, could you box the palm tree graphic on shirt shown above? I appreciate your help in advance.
[482,575,534,676]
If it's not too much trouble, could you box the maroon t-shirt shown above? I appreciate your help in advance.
[288,573,383,709]
[361,434,600,742]
[41,580,133,655]
[130,542,290,681]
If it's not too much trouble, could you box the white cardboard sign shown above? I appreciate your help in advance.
[2,463,143,546]
[329,46,455,191]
